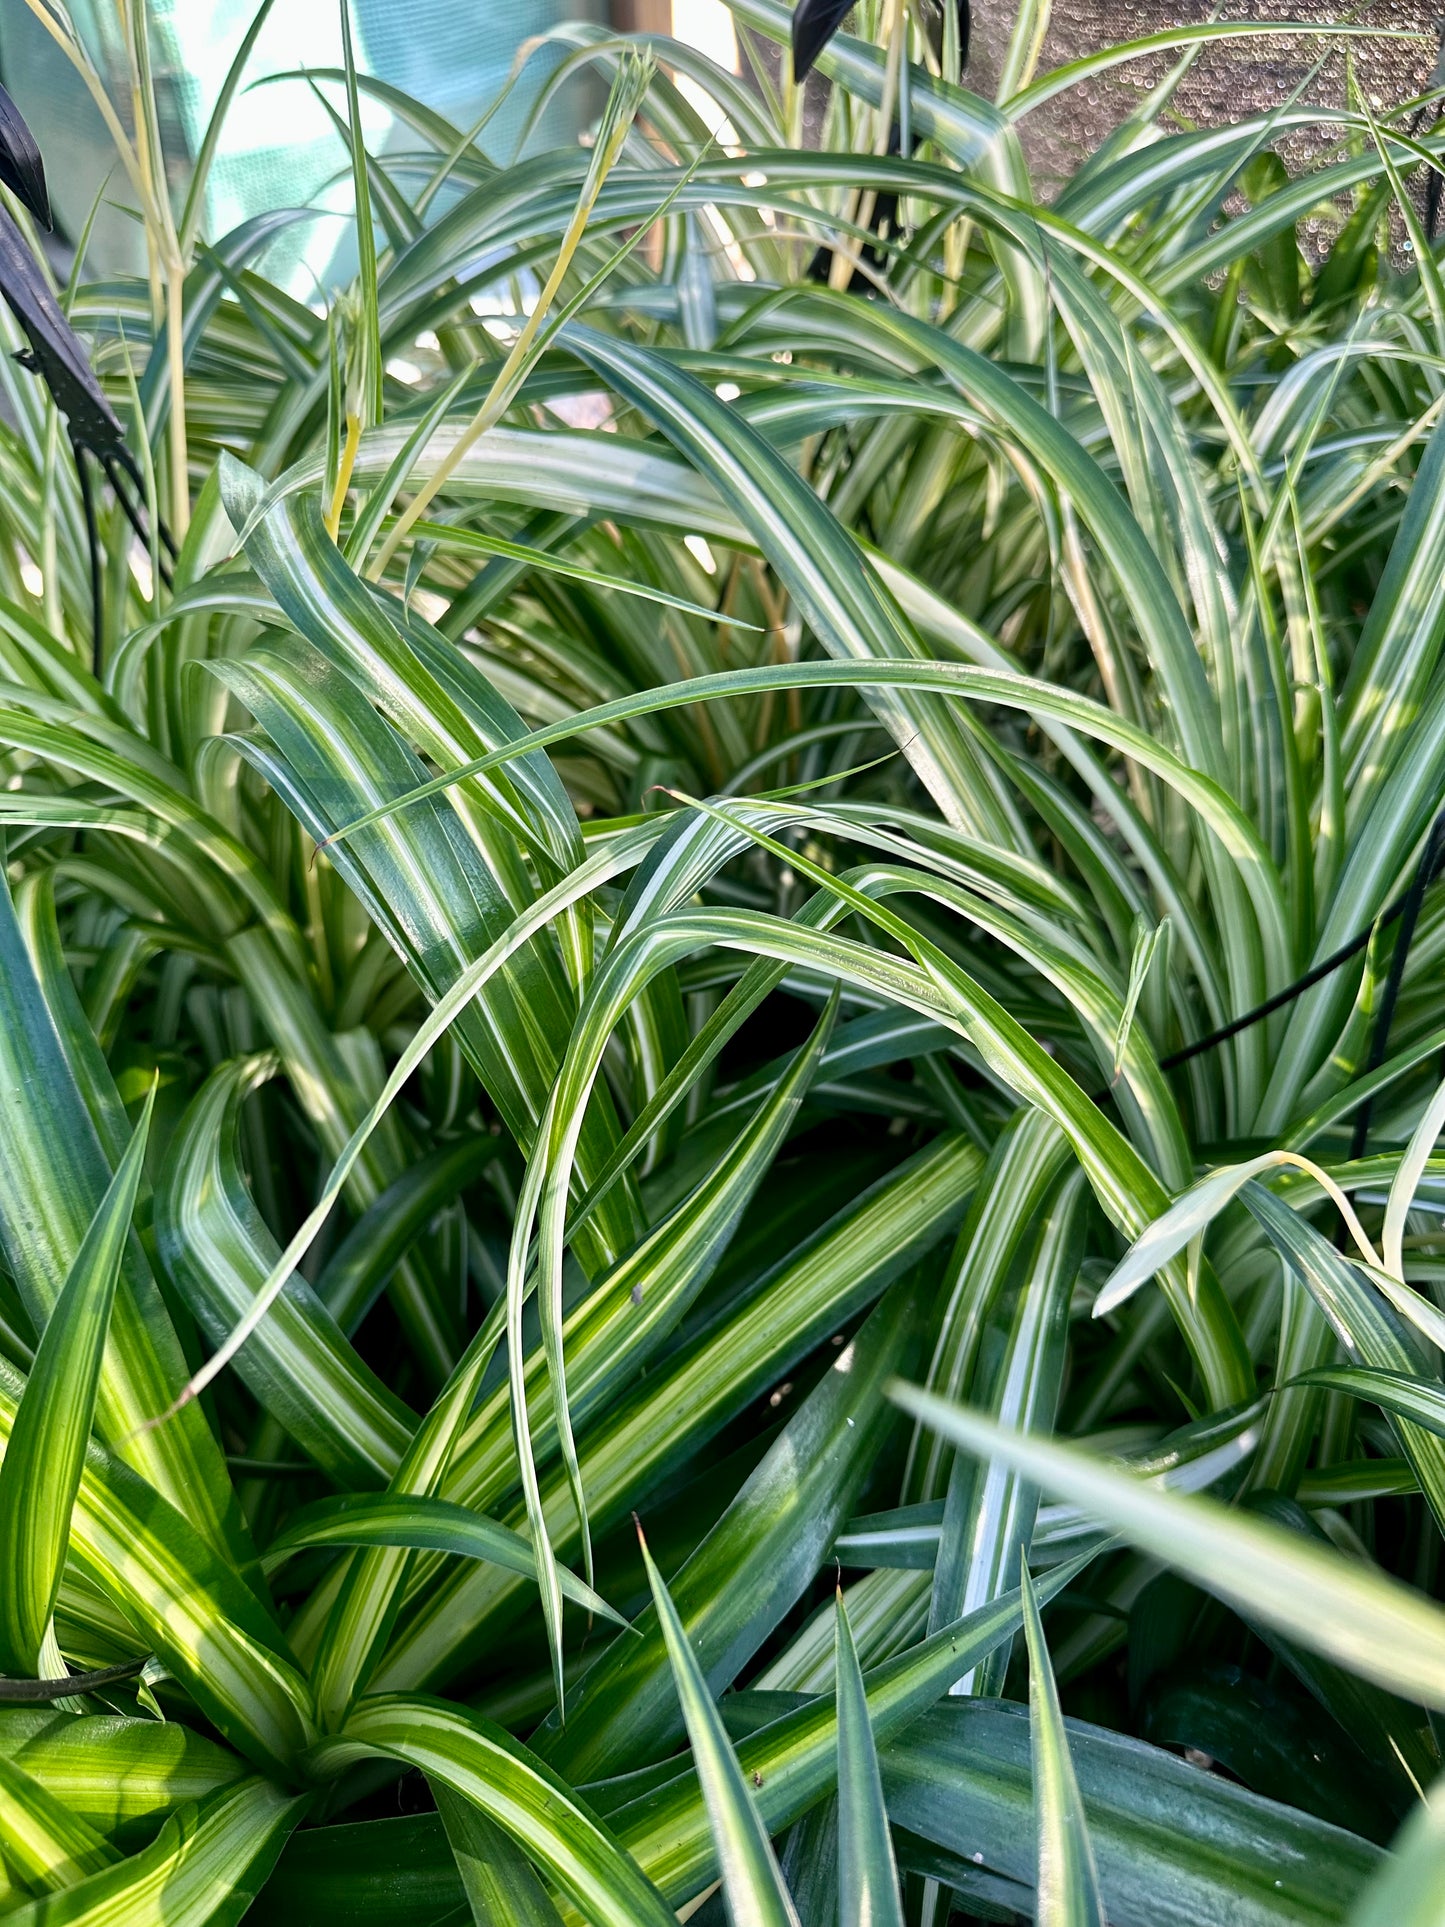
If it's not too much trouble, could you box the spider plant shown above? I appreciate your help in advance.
[2,0,1445,1920]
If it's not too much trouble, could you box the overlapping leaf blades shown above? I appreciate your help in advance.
[0,0,1444,1920]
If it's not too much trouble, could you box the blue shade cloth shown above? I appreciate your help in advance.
[0,0,601,284]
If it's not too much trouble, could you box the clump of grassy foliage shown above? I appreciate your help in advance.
[3,0,1445,1919]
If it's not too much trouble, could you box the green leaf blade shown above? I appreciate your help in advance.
[0,1088,154,1677]
[834,1588,904,1927]
[1021,1566,1106,1927]
[890,1383,1445,1712]
[310,1695,676,1927]
[639,1525,802,1927]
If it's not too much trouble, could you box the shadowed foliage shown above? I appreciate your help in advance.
[0,0,1444,1920]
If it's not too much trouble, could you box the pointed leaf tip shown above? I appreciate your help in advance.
[642,1534,801,1926]
[0,82,51,230]
[0,1085,154,1674]
[791,0,857,81]
[1022,1564,1106,1927]
[835,1586,905,1927]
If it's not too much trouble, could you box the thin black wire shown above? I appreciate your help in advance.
[1348,809,1445,1156]
[71,439,175,684]
[1146,32,1445,1097]
[1148,812,1445,1115]
[98,446,178,570]
[0,1654,146,1703]
[1408,20,1445,243]
[74,442,102,680]
[1159,906,1395,1072]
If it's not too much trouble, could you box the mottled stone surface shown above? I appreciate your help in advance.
[729,1,1442,263]
[970,0,1439,197]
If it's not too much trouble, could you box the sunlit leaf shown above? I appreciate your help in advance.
[0,1087,153,1676]
[639,1524,802,1927]
[1020,1566,1105,1927]
[834,1586,904,1927]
